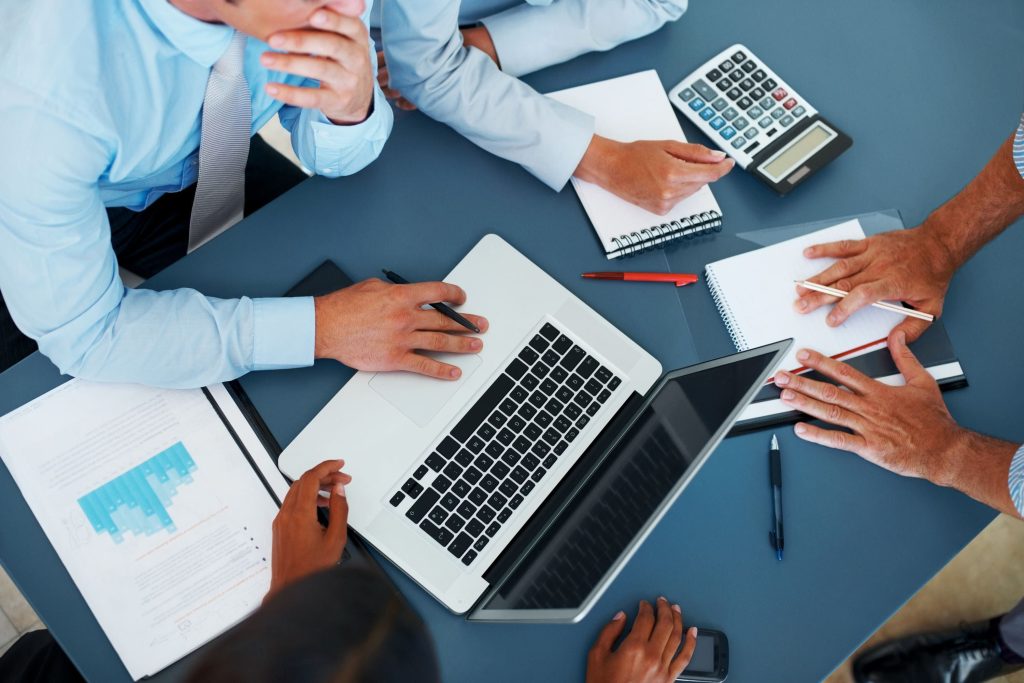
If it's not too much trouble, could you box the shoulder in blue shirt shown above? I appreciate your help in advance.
[0,0,392,388]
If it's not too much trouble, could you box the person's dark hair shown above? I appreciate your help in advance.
[186,566,440,683]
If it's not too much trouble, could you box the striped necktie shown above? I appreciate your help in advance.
[188,32,251,253]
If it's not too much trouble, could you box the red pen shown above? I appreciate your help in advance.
[581,271,699,287]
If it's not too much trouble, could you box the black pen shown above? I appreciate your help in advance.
[769,433,785,561]
[382,269,481,334]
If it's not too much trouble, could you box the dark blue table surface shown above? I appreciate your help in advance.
[2,1,1024,681]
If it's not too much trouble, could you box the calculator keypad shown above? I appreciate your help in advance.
[681,46,813,158]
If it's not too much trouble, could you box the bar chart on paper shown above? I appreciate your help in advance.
[77,442,197,543]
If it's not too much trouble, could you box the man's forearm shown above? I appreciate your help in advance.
[923,132,1024,271]
[934,429,1020,519]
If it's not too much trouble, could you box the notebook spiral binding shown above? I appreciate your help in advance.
[609,210,723,258]
[705,265,749,351]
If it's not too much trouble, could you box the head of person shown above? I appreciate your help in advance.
[186,566,440,683]
[169,0,365,42]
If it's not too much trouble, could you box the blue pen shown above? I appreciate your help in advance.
[769,434,785,561]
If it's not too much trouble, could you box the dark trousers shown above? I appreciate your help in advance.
[0,135,306,373]
[0,630,84,683]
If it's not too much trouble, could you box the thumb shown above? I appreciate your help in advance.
[327,481,349,547]
[326,0,365,17]
[893,316,930,343]
[888,329,930,386]
[591,611,627,655]
[662,140,728,164]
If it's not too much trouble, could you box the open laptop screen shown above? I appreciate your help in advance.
[476,346,782,614]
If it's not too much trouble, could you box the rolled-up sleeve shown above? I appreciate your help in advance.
[383,0,595,191]
[1008,444,1024,517]
[0,97,315,389]
[483,0,688,78]
[1013,112,1024,181]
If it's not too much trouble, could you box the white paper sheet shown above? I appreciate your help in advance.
[0,381,281,680]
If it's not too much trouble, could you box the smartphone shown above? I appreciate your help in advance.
[676,628,729,682]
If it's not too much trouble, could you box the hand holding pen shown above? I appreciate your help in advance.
[312,275,487,381]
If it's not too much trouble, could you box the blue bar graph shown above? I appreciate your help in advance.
[77,442,197,544]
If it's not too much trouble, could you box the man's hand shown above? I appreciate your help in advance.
[774,332,1021,516]
[267,459,351,600]
[314,278,488,380]
[586,598,697,683]
[774,332,963,481]
[262,2,374,125]
[795,226,957,341]
[575,136,734,215]
[377,26,498,112]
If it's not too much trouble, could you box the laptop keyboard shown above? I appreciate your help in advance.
[506,423,677,609]
[388,322,622,566]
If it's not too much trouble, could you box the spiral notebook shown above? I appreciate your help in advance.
[547,70,723,259]
[705,219,896,373]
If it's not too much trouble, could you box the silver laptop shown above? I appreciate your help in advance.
[279,234,790,621]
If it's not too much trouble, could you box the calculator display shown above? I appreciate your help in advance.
[761,123,835,182]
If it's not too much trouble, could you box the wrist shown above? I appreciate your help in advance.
[915,217,962,279]
[575,135,619,186]
[326,96,373,126]
[462,26,499,66]
[313,296,326,358]
[929,427,972,488]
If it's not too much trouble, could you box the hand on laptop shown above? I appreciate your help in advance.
[262,1,375,125]
[794,226,955,342]
[314,278,488,380]
[586,598,697,683]
[575,136,734,216]
[266,459,351,602]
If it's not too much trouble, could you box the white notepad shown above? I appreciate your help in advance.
[705,219,897,372]
[547,70,723,259]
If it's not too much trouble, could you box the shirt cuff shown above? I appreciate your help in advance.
[532,104,596,191]
[307,87,393,176]
[482,4,552,78]
[251,296,315,371]
[1008,443,1024,517]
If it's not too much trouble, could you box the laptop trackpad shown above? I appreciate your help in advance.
[369,353,483,427]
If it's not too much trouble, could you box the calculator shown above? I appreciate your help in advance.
[668,44,852,195]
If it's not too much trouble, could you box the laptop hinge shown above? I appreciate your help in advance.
[480,390,647,586]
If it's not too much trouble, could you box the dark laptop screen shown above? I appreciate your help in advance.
[479,349,778,612]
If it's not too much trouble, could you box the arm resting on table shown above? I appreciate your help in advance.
[0,106,314,388]
[383,0,595,190]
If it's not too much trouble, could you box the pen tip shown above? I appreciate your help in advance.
[777,549,783,561]
[771,433,778,450]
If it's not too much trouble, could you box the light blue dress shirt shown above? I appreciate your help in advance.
[0,0,392,388]
[382,0,688,190]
